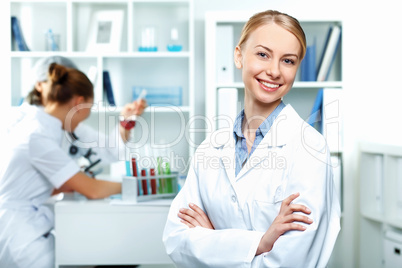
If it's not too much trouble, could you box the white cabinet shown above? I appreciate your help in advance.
[359,142,402,268]
[7,0,195,170]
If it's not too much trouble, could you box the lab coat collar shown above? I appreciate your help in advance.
[216,105,301,181]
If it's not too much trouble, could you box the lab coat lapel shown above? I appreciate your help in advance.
[218,137,236,183]
[210,127,236,183]
[236,105,296,181]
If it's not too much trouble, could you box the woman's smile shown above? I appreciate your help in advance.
[258,78,281,92]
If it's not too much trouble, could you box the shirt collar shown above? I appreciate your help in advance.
[233,101,286,139]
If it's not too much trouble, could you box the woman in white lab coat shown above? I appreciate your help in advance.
[0,63,122,267]
[163,10,340,267]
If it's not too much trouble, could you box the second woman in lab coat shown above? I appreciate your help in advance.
[0,63,122,267]
[163,10,340,267]
[20,56,146,166]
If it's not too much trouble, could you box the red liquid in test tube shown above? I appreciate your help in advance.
[150,168,157,195]
[141,169,148,195]
[131,157,139,195]
[121,120,136,129]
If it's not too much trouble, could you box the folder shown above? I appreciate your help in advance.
[103,71,116,106]
[216,25,234,83]
[300,44,316,81]
[317,25,341,81]
[11,16,30,51]
[217,87,238,129]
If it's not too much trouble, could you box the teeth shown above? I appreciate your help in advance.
[260,80,279,88]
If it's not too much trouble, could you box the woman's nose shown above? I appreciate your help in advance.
[265,61,280,78]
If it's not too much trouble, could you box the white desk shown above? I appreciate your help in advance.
[54,193,173,267]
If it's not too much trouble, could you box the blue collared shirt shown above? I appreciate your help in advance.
[233,101,286,176]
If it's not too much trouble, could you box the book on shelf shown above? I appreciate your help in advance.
[103,71,116,106]
[316,24,341,82]
[307,88,323,129]
[11,16,30,51]
[308,89,343,151]
[300,43,317,81]
[322,88,343,152]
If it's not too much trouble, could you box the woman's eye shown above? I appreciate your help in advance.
[283,59,295,65]
[257,52,268,58]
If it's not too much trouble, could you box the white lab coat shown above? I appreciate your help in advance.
[163,105,341,268]
[6,103,125,165]
[0,106,80,267]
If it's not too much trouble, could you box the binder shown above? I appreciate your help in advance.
[307,89,323,129]
[322,88,343,152]
[216,25,234,83]
[103,71,116,106]
[316,25,341,81]
[217,87,238,129]
[300,44,317,81]
[11,16,30,51]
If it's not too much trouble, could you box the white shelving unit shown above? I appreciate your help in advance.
[359,142,402,268]
[7,0,195,172]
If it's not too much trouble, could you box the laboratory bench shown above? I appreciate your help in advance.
[54,193,174,268]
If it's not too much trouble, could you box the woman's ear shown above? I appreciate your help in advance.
[35,81,43,92]
[234,46,243,69]
[72,96,85,112]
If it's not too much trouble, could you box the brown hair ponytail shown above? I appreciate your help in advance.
[47,63,93,105]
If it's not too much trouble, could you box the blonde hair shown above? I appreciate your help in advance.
[237,10,306,60]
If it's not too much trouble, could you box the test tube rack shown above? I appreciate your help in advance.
[122,172,179,202]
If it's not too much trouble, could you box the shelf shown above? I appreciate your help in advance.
[361,211,384,223]
[362,212,402,230]
[93,106,191,113]
[7,0,196,165]
[215,81,342,89]
[10,51,191,58]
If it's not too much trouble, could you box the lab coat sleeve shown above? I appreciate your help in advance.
[73,123,125,164]
[163,154,265,268]
[253,126,341,267]
[30,133,80,189]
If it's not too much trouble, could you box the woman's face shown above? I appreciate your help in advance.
[35,80,50,105]
[235,23,301,107]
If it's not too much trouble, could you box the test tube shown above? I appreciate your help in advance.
[150,168,157,195]
[141,169,148,195]
[131,157,140,196]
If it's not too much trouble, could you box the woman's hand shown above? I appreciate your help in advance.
[120,98,147,119]
[178,203,215,229]
[119,99,147,141]
[256,192,313,255]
